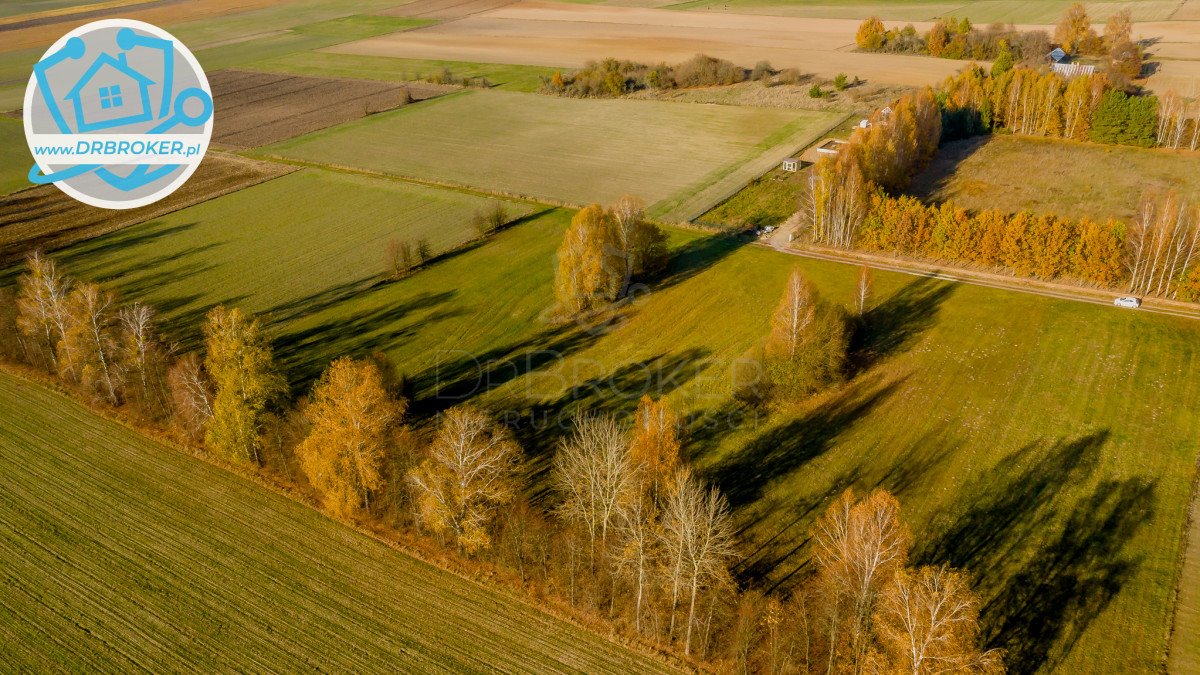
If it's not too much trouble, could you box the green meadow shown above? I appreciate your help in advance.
[38,172,1200,673]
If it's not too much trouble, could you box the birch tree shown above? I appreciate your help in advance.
[1126,191,1200,298]
[874,566,1004,674]
[118,301,170,415]
[815,489,911,672]
[408,405,521,553]
[660,470,739,655]
[168,352,213,442]
[854,265,874,317]
[629,395,681,502]
[614,489,659,634]
[63,282,122,404]
[203,306,284,463]
[554,413,638,557]
[15,252,73,373]
[297,358,403,516]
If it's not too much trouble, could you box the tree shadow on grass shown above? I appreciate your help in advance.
[273,289,462,391]
[651,231,747,293]
[703,373,906,512]
[916,430,1154,673]
[851,274,956,375]
[732,423,961,593]
[905,135,990,203]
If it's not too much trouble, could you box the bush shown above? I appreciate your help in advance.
[751,60,773,81]
[834,73,849,90]
[808,83,825,98]
[551,54,746,98]
[474,201,510,237]
[386,239,416,279]
[777,68,803,85]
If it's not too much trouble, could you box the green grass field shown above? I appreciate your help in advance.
[909,135,1200,223]
[246,53,561,92]
[261,89,840,222]
[40,168,528,340]
[41,179,1200,672]
[0,371,670,672]
[698,166,807,229]
[0,118,30,196]
[661,0,1180,22]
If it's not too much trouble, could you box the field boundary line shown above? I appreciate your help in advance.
[0,362,689,673]
[244,152,587,209]
[1166,455,1200,672]
[763,241,1200,320]
[678,111,850,224]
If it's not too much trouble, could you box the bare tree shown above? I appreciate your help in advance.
[769,268,817,360]
[854,265,874,317]
[1126,191,1200,298]
[613,489,658,634]
[118,301,170,414]
[15,252,73,373]
[64,282,122,404]
[660,470,739,655]
[554,413,638,558]
[408,405,521,554]
[168,353,213,441]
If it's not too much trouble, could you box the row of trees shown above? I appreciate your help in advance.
[1,247,1006,668]
[544,55,747,98]
[855,4,1136,68]
[858,194,1127,285]
[805,88,942,249]
[855,15,1048,63]
[939,66,1163,146]
[554,195,669,315]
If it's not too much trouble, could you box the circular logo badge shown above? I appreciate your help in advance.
[23,19,213,210]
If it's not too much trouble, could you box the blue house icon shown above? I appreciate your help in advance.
[64,52,155,133]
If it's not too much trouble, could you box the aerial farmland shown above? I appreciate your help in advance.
[2,0,1199,672]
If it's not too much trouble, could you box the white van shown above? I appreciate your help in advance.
[1114,297,1141,309]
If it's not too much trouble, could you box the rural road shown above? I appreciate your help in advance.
[760,241,1200,322]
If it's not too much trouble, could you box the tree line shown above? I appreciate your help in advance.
[1,216,1008,668]
[795,76,1200,299]
[855,3,1141,83]
[938,65,1182,148]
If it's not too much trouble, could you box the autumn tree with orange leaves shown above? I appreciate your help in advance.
[297,357,405,516]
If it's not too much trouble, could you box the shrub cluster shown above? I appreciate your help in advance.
[543,55,746,97]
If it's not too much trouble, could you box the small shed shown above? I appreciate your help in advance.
[782,157,801,172]
[1048,47,1067,63]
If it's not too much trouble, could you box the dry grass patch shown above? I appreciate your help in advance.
[909,135,1200,223]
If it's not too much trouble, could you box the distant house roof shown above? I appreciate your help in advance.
[1048,47,1067,62]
